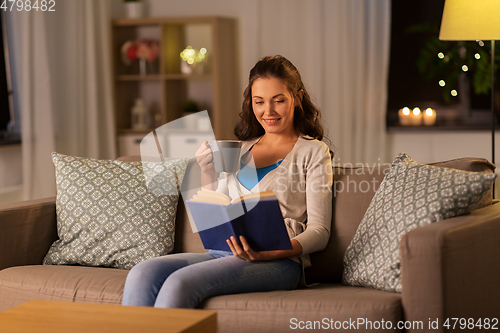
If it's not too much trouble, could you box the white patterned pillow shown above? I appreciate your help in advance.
[342,153,496,292]
[43,153,188,270]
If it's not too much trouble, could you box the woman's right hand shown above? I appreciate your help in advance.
[195,141,215,173]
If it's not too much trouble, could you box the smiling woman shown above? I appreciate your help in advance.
[123,55,333,309]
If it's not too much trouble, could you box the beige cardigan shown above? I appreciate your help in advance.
[216,136,333,268]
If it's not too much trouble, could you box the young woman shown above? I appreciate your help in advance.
[122,55,333,309]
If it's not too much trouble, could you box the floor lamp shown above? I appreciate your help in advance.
[439,0,500,197]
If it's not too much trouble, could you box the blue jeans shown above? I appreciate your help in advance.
[122,251,301,308]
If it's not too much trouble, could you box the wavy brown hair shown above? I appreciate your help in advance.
[234,55,326,142]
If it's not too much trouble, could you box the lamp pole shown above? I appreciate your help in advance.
[492,40,496,198]
[492,40,496,166]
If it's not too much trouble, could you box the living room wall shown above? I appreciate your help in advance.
[2,1,497,204]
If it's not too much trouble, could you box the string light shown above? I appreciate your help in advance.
[180,46,208,65]
[438,52,445,59]
[451,90,458,96]
[439,80,446,87]
[462,65,469,72]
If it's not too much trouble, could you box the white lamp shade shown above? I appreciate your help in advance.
[439,0,500,40]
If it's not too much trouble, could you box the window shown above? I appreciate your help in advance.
[0,12,20,144]
[387,0,495,130]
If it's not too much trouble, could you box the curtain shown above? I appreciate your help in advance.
[7,0,116,200]
[325,1,391,165]
[239,0,392,165]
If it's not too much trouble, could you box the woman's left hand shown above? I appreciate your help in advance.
[226,236,303,262]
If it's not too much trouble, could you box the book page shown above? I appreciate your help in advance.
[190,189,231,205]
[231,190,276,204]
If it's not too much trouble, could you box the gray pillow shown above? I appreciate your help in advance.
[342,153,496,292]
[43,153,188,270]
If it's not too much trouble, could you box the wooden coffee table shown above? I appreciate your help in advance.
[0,300,216,333]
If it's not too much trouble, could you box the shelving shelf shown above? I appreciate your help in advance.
[111,16,239,155]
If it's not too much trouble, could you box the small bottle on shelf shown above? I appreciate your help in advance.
[131,98,150,130]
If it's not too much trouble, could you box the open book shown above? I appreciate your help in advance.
[186,189,292,252]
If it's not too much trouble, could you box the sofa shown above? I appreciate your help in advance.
[0,156,499,333]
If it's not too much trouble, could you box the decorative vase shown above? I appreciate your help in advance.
[131,98,150,130]
[124,2,144,19]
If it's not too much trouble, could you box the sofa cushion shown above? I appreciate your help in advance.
[429,157,496,209]
[116,156,207,255]
[43,153,188,270]
[0,266,128,312]
[342,153,496,292]
[306,156,495,284]
[203,284,403,333]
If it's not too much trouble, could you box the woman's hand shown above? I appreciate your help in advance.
[227,236,303,262]
[196,141,218,190]
[195,141,215,173]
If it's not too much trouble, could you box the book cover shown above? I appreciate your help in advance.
[186,191,292,252]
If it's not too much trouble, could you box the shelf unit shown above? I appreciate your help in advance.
[111,16,240,155]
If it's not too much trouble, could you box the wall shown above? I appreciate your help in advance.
[387,130,500,197]
[1,1,494,204]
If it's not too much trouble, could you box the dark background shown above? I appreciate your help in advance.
[387,0,491,119]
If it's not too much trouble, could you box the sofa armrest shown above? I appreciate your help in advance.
[401,203,500,332]
[0,197,58,270]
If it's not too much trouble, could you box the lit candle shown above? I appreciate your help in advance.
[398,107,412,126]
[411,107,422,126]
[423,108,437,126]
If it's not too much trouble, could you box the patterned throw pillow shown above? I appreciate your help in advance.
[342,153,496,292]
[43,153,188,270]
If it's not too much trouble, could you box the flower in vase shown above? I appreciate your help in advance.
[121,39,160,65]
[147,42,160,61]
[121,41,136,65]
[136,41,150,59]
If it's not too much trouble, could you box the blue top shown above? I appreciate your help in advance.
[237,158,284,190]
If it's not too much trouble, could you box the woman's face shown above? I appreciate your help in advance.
[251,77,297,137]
